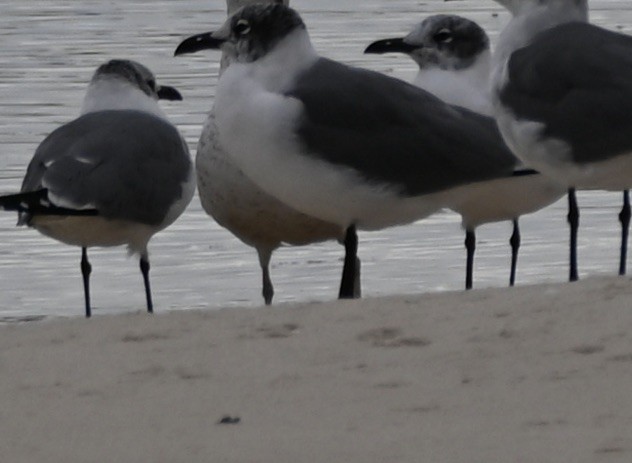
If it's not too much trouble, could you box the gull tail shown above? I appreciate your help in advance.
[0,190,49,213]
[0,189,99,223]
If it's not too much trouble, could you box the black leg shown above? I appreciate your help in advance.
[465,228,476,290]
[80,247,92,318]
[352,256,362,298]
[509,218,521,287]
[339,225,359,299]
[619,190,630,276]
[262,266,274,305]
[567,188,579,282]
[139,254,153,313]
[257,248,274,305]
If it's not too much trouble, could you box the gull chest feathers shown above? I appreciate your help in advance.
[213,28,316,187]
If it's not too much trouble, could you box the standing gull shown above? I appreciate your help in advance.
[491,0,632,279]
[365,14,564,288]
[174,4,526,292]
[177,0,359,304]
[0,60,195,317]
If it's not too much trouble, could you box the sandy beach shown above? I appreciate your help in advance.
[1,276,631,462]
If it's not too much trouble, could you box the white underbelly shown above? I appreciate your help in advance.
[31,215,156,254]
[446,174,566,228]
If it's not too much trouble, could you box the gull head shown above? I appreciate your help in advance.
[91,59,182,101]
[365,15,489,72]
[81,60,181,116]
[175,4,305,63]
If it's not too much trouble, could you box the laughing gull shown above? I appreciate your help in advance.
[0,60,195,317]
[364,14,564,289]
[173,4,531,293]
[491,0,632,279]
[176,0,360,304]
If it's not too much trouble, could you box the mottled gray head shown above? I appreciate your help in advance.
[92,59,182,100]
[365,15,489,71]
[175,4,305,63]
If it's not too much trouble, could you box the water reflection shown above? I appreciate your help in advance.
[0,0,630,319]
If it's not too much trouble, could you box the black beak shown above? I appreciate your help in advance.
[174,32,225,56]
[364,37,418,55]
[157,85,183,101]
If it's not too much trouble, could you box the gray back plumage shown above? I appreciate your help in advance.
[22,110,191,226]
[287,58,517,196]
[500,22,632,164]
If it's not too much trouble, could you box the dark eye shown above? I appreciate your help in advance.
[146,79,156,90]
[433,29,453,43]
[235,19,251,35]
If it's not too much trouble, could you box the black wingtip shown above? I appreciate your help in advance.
[0,189,99,217]
[0,189,48,212]
[512,168,540,177]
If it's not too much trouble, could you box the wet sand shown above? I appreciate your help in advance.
[2,276,631,462]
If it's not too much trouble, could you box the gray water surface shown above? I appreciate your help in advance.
[1,0,630,320]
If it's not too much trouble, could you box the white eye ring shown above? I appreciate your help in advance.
[235,19,251,35]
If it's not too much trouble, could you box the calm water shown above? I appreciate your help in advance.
[0,0,631,320]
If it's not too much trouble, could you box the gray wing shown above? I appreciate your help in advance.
[286,58,517,197]
[22,110,191,226]
[500,22,632,164]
